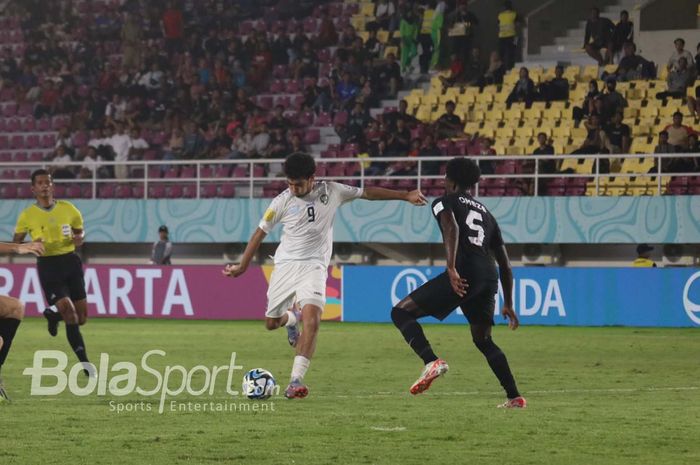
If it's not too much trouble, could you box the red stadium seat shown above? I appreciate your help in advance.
[219,184,236,198]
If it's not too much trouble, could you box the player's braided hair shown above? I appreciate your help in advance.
[284,152,316,179]
[445,157,480,189]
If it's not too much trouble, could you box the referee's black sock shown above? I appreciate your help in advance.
[0,318,22,375]
[474,337,520,399]
[391,307,438,365]
[65,324,89,364]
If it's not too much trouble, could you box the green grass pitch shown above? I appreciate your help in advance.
[2,318,699,465]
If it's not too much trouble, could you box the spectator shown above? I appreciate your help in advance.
[364,28,382,61]
[387,138,420,176]
[685,42,700,117]
[121,12,142,71]
[340,101,371,144]
[250,122,271,158]
[607,42,651,82]
[373,52,402,98]
[656,57,694,101]
[268,105,292,131]
[54,127,74,151]
[572,114,610,173]
[534,132,556,174]
[129,128,150,160]
[439,52,466,87]
[292,40,318,80]
[663,112,695,150]
[447,0,479,64]
[604,111,631,154]
[538,65,569,102]
[105,94,127,124]
[419,134,443,175]
[229,127,254,159]
[461,47,484,86]
[572,79,600,127]
[610,10,633,63]
[375,0,397,31]
[479,51,505,86]
[317,10,338,47]
[335,72,359,110]
[386,118,411,155]
[477,137,496,175]
[602,78,627,117]
[162,0,184,56]
[583,7,614,65]
[418,2,437,75]
[667,38,695,73]
[632,244,656,268]
[506,67,536,108]
[34,80,60,118]
[51,145,75,179]
[435,101,463,139]
[654,130,675,154]
[151,226,173,265]
[268,128,291,159]
[384,99,419,131]
[108,121,133,179]
[497,1,519,70]
[399,4,419,73]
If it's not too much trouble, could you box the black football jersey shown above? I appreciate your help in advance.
[431,192,504,281]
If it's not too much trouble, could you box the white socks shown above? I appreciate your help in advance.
[284,310,298,327]
[291,355,310,382]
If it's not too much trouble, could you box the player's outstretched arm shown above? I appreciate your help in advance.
[222,227,267,278]
[0,241,44,256]
[361,187,427,205]
[494,245,519,330]
[438,210,468,297]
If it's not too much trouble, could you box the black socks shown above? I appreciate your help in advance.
[391,307,438,365]
[474,336,520,399]
[65,324,89,364]
[0,318,21,374]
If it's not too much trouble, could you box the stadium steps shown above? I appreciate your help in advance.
[525,0,642,66]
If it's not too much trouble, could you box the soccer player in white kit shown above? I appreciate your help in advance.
[223,153,426,398]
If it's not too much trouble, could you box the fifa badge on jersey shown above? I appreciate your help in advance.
[61,224,72,237]
[320,194,329,205]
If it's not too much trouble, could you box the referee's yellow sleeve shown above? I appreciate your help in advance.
[15,210,28,234]
[69,202,84,229]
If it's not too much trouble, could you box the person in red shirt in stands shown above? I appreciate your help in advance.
[162,0,184,57]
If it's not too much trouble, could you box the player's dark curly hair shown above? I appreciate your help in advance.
[284,152,316,179]
[445,157,480,189]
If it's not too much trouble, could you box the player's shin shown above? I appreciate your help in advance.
[391,307,438,365]
[474,337,520,399]
[0,318,21,375]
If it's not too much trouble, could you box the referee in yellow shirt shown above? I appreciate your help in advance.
[13,169,93,376]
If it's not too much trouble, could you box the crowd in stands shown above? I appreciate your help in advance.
[0,0,698,198]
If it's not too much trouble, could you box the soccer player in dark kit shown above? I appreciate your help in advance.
[391,157,526,408]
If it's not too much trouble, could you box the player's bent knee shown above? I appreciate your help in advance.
[13,300,25,320]
[264,318,281,330]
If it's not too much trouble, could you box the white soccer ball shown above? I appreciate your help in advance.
[242,368,277,400]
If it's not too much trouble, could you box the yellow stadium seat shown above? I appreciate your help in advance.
[523,108,542,120]
[350,15,366,30]
[606,176,629,196]
[514,136,533,148]
[376,30,390,43]
[464,122,481,134]
[536,127,552,137]
[628,99,644,109]
[560,158,579,173]
[457,93,476,105]
[658,67,669,81]
[360,2,375,16]
[358,31,370,43]
[650,80,666,89]
[577,159,595,174]
[660,104,682,118]
[505,145,524,155]
[415,106,431,122]
[515,127,534,138]
[479,127,496,139]
[498,127,515,139]
[384,46,398,59]
[638,157,656,173]
[581,65,599,81]
[552,126,571,138]
[485,109,503,121]
[482,85,498,95]
[549,101,567,111]
[491,102,507,112]
[632,124,651,137]
[623,107,639,119]
[476,93,494,104]
[493,92,509,104]
[571,126,588,139]
[603,64,617,75]
[639,106,659,119]
[630,138,650,154]
[522,117,541,128]
[504,108,522,121]
[634,80,651,90]
[430,110,443,122]
[472,109,486,121]
[530,101,547,111]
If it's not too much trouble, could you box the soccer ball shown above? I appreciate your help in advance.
[242,368,277,400]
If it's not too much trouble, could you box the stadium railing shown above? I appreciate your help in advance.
[0,153,698,199]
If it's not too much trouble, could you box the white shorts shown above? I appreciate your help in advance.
[266,262,327,318]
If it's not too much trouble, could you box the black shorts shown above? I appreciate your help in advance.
[409,271,497,325]
[37,253,87,306]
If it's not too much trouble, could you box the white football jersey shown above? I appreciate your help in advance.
[258,181,364,266]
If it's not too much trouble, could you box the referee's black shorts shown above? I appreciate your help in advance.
[409,271,498,326]
[37,253,87,306]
